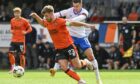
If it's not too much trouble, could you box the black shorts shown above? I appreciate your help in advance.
[9,42,25,54]
[55,44,78,61]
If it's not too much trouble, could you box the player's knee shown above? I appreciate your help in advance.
[8,52,14,56]
[76,66,82,69]
[60,65,68,71]
[88,56,94,61]
[19,52,25,56]
[74,64,82,69]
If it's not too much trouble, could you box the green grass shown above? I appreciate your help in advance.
[0,70,140,84]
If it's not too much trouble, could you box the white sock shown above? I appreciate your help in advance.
[11,64,15,70]
[12,64,15,68]
[91,59,101,80]
[54,63,60,70]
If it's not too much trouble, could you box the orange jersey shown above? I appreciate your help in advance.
[43,18,73,49]
[10,17,32,42]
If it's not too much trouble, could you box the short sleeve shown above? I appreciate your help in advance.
[24,20,30,29]
[55,9,68,18]
[81,8,89,17]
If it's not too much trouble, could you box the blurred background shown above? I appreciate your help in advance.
[0,0,140,70]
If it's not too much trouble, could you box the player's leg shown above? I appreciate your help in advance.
[8,52,16,73]
[79,38,102,84]
[50,44,90,77]
[49,62,60,76]
[84,48,102,84]
[68,44,92,69]
[56,51,86,84]
[19,42,26,68]
[58,59,81,81]
[20,53,26,68]
[53,62,61,70]
[8,42,16,73]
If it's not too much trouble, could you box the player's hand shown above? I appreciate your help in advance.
[22,31,27,35]
[30,13,37,18]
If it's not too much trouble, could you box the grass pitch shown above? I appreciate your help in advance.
[0,70,140,84]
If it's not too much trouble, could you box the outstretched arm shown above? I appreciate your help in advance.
[67,21,95,29]
[30,13,44,27]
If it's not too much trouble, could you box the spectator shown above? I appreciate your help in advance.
[22,4,32,19]
[26,26,38,69]
[137,5,140,15]
[88,28,99,55]
[94,45,110,69]
[128,7,139,21]
[43,42,55,69]
[107,45,123,70]
[36,37,46,69]
[0,10,10,22]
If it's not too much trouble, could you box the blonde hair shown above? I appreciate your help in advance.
[41,5,54,15]
[13,7,22,12]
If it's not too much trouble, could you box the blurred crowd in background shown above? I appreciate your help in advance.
[0,0,140,70]
[0,0,140,22]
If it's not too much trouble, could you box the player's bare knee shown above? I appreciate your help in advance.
[8,52,12,55]
[88,56,94,61]
[60,65,68,71]
[19,52,25,56]
[74,64,82,69]
[76,66,82,69]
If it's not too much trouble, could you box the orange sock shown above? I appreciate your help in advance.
[81,60,87,67]
[8,53,15,66]
[65,69,81,81]
[20,54,25,68]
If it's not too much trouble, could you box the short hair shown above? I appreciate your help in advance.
[41,5,54,15]
[72,0,82,3]
[13,7,22,12]
[122,16,127,20]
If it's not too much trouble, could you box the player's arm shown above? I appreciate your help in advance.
[67,21,95,29]
[71,14,87,21]
[71,9,88,21]
[30,13,44,27]
[10,20,15,34]
[26,23,32,34]
[55,9,68,18]
[22,20,32,35]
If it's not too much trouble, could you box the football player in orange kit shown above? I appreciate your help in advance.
[30,5,95,84]
[9,7,32,73]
